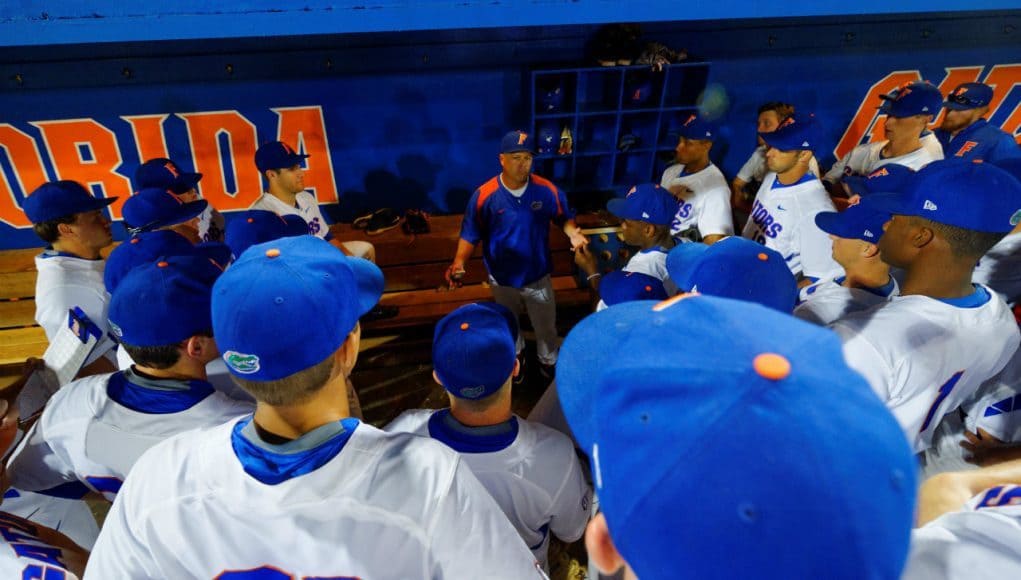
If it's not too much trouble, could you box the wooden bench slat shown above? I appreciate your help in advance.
[0,300,37,329]
[0,326,48,367]
[0,272,37,300]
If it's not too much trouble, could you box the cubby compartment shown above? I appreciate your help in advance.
[575,114,618,155]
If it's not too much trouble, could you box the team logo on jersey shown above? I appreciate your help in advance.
[531,201,543,210]
[923,200,938,211]
[1010,209,1021,226]
[224,350,260,374]
[459,385,487,399]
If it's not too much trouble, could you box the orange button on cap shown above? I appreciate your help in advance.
[753,353,790,380]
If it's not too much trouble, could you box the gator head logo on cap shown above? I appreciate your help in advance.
[224,350,260,374]
[1011,209,1021,226]
[459,385,487,399]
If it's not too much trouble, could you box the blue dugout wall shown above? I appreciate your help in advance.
[1,4,1019,248]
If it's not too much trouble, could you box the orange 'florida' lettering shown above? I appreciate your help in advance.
[0,124,50,228]
[121,114,171,167]
[983,64,1021,145]
[274,106,339,203]
[31,119,133,220]
[178,111,260,211]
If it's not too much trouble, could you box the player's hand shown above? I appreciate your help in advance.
[573,244,598,275]
[445,263,466,289]
[568,231,589,252]
[961,428,1018,466]
[668,184,694,201]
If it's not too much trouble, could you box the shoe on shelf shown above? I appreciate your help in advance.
[360,304,399,323]
[366,209,401,236]
[352,211,373,230]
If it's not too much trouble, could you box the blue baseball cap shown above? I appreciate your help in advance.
[134,158,202,195]
[758,114,820,152]
[108,254,224,347]
[122,187,208,233]
[105,230,231,293]
[433,303,517,400]
[878,81,943,118]
[944,82,994,111]
[665,237,797,312]
[842,163,916,198]
[606,183,678,226]
[212,236,384,381]
[225,210,309,260]
[815,199,891,244]
[868,159,1021,233]
[599,271,668,306]
[557,296,917,580]
[500,130,536,155]
[23,180,117,224]
[255,141,310,173]
[673,113,716,141]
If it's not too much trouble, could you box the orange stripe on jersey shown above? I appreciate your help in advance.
[475,177,500,215]
[529,174,563,216]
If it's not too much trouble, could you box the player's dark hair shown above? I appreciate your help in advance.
[758,101,795,120]
[231,350,336,406]
[122,330,214,370]
[32,214,78,244]
[918,218,1006,258]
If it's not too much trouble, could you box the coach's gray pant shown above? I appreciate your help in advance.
[489,274,558,366]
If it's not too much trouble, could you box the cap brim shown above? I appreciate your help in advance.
[841,175,868,196]
[861,192,913,217]
[665,242,709,291]
[154,199,208,229]
[758,132,799,151]
[942,100,978,111]
[813,211,849,238]
[606,198,629,219]
[502,147,535,155]
[345,256,385,317]
[282,214,310,236]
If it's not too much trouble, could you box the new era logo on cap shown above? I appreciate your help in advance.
[864,229,874,238]
[923,200,938,211]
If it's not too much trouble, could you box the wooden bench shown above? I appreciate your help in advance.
[0,213,611,372]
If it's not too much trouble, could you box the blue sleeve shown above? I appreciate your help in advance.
[323,230,334,242]
[988,135,1021,164]
[460,190,483,244]
[553,185,574,224]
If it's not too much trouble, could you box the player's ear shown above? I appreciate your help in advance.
[861,241,880,258]
[911,220,936,249]
[337,323,361,377]
[585,513,627,576]
[512,358,521,378]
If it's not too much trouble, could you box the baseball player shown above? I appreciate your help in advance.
[904,459,1021,579]
[0,360,89,579]
[665,236,798,312]
[823,80,944,195]
[251,140,374,260]
[7,255,254,502]
[794,198,899,325]
[973,158,1021,303]
[386,303,591,571]
[658,114,733,244]
[935,82,1021,163]
[84,236,544,579]
[730,102,822,212]
[121,186,209,240]
[446,130,588,380]
[23,181,118,375]
[740,114,840,282]
[575,183,678,300]
[134,157,226,243]
[555,295,917,580]
[831,160,1021,452]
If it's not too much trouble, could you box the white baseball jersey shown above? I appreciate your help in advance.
[623,246,678,295]
[33,251,116,367]
[251,191,328,238]
[923,346,1021,476]
[659,163,733,240]
[197,205,226,243]
[385,409,591,570]
[823,132,943,183]
[902,484,1021,580]
[741,173,840,279]
[7,369,253,501]
[831,286,1020,452]
[0,510,87,580]
[1,489,99,550]
[794,275,898,326]
[974,231,1021,302]
[84,418,544,579]
[735,145,822,182]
